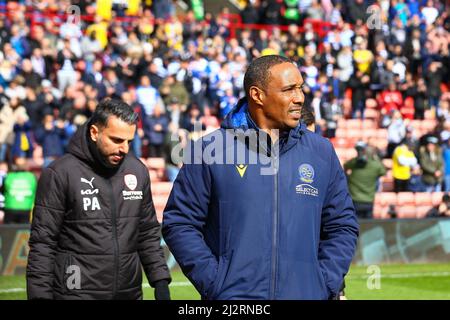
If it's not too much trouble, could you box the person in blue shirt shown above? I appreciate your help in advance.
[442,138,450,192]
[162,55,359,300]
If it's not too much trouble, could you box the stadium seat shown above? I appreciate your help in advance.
[152,182,173,195]
[345,119,362,129]
[376,129,388,139]
[364,108,380,120]
[335,128,347,138]
[362,119,376,129]
[147,157,166,170]
[396,192,415,206]
[421,120,437,134]
[414,192,432,206]
[379,177,394,192]
[416,205,433,218]
[333,137,350,148]
[362,128,377,140]
[372,204,389,219]
[396,205,417,218]
[377,192,397,207]
[375,137,388,151]
[409,120,422,133]
[374,193,383,206]
[149,169,160,182]
[365,98,378,109]
[431,192,445,206]
[346,128,362,140]
[424,109,435,120]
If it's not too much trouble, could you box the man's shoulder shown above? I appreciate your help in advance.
[46,153,79,173]
[300,130,333,153]
[122,155,149,175]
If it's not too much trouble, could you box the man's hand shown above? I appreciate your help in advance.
[154,279,171,300]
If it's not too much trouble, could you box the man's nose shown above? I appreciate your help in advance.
[293,89,305,104]
[119,141,129,154]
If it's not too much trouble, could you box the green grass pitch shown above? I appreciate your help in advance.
[1,263,449,300]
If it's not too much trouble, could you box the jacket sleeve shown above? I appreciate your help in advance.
[318,144,359,299]
[138,168,171,287]
[26,167,66,299]
[162,140,218,297]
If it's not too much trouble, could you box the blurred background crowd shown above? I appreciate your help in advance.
[0,0,449,222]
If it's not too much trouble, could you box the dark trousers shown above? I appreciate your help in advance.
[3,209,30,224]
[394,179,410,192]
[353,201,374,219]
[149,144,164,158]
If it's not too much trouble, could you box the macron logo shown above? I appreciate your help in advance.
[81,177,95,189]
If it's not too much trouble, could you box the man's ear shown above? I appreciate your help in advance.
[249,86,265,106]
[90,124,99,142]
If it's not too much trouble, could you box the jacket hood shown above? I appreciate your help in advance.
[221,98,252,130]
[67,122,94,164]
[67,122,124,175]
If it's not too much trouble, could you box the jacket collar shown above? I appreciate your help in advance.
[221,97,306,154]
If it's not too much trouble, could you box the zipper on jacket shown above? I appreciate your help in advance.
[106,180,120,299]
[270,153,279,299]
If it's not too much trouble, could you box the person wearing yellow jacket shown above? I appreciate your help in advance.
[392,138,420,192]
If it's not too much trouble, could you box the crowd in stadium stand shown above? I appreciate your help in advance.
[0,0,449,221]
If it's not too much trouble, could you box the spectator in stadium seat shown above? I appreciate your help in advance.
[353,37,373,75]
[301,105,318,133]
[425,61,445,110]
[388,204,398,219]
[442,137,450,192]
[144,103,169,158]
[344,141,386,219]
[405,77,427,120]
[56,38,78,93]
[348,69,370,119]
[34,114,67,168]
[321,95,343,138]
[136,75,161,117]
[0,97,14,162]
[163,55,358,300]
[11,112,34,160]
[387,110,406,158]
[20,59,42,90]
[419,136,444,192]
[0,156,36,224]
[392,138,420,192]
[426,193,450,218]
[378,82,404,121]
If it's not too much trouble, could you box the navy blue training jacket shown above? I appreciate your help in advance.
[162,99,359,300]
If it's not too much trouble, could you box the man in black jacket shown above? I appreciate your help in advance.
[26,99,171,300]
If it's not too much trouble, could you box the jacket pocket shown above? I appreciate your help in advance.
[315,261,330,300]
[207,250,234,300]
[54,252,71,294]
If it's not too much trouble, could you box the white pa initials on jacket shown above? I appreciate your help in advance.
[80,177,101,211]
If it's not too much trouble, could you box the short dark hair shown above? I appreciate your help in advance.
[90,98,138,127]
[243,55,293,97]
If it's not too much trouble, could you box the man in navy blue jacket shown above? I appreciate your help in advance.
[162,55,359,300]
